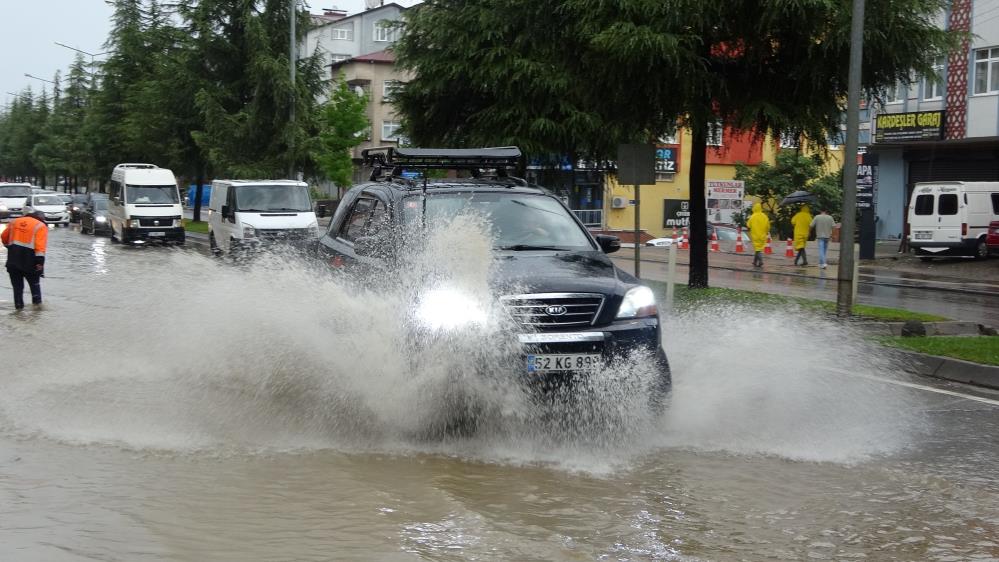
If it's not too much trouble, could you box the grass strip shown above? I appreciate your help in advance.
[182,219,209,234]
[644,281,948,322]
[879,336,999,366]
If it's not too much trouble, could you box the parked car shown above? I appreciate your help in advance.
[907,181,998,259]
[315,147,671,410]
[0,182,32,221]
[645,223,748,248]
[68,194,89,222]
[27,194,70,226]
[988,220,999,256]
[80,198,111,235]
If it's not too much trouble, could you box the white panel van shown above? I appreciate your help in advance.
[0,182,33,221]
[907,181,999,259]
[207,179,318,255]
[108,163,185,244]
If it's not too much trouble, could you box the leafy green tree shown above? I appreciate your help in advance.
[395,0,956,288]
[0,90,49,184]
[735,151,842,238]
[314,78,369,191]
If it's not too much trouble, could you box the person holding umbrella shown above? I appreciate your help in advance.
[791,204,813,266]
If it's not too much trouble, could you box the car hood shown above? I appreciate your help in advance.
[491,250,634,295]
[33,204,67,212]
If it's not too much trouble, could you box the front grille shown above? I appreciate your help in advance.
[257,228,312,240]
[138,216,179,227]
[501,293,605,330]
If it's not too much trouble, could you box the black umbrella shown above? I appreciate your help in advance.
[780,190,816,206]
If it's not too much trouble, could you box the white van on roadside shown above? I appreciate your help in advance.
[108,163,185,244]
[0,182,33,221]
[907,181,999,259]
[207,179,319,255]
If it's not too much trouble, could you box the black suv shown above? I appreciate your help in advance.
[315,147,670,400]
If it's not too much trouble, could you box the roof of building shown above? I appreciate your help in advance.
[309,2,407,30]
[331,49,395,68]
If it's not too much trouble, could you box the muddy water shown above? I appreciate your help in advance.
[1,225,998,561]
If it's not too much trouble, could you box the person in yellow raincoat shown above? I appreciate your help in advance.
[746,202,771,268]
[790,204,813,266]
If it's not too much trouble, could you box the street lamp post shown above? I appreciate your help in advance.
[54,42,108,68]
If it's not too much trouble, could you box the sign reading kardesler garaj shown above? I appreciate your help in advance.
[873,110,945,143]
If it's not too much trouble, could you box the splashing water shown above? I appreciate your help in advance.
[0,217,925,469]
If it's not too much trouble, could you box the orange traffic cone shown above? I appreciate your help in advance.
[735,227,745,253]
[785,238,795,258]
[710,231,720,252]
[679,228,689,249]
[764,233,773,255]
[672,226,678,240]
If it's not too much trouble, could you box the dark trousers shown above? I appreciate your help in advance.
[8,269,42,308]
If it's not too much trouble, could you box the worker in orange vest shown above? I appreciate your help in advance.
[1,207,48,309]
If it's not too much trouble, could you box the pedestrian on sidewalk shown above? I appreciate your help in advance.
[1,208,48,309]
[791,204,813,266]
[810,208,835,269]
[747,202,770,268]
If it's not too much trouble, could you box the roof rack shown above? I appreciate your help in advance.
[363,146,522,182]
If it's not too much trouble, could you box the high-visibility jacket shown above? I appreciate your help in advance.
[791,205,813,250]
[746,202,771,252]
[2,215,47,273]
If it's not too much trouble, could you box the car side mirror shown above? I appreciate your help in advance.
[221,205,230,218]
[316,204,327,218]
[595,234,621,254]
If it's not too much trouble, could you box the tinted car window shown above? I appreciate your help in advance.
[938,194,958,215]
[991,193,999,214]
[404,192,594,250]
[340,198,378,242]
[0,186,31,197]
[914,194,934,215]
[32,195,63,206]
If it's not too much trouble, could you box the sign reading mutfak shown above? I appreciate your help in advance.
[873,110,945,143]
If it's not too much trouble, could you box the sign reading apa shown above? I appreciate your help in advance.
[873,110,945,143]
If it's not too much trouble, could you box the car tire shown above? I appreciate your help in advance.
[110,224,119,243]
[975,238,989,260]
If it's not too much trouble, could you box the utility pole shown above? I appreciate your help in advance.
[836,0,865,317]
[289,0,297,179]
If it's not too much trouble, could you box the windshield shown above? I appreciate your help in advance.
[404,192,594,250]
[234,184,312,212]
[94,200,109,211]
[0,186,31,198]
[126,185,180,204]
[32,195,63,206]
[71,195,89,203]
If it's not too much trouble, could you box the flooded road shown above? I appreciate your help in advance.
[2,226,998,561]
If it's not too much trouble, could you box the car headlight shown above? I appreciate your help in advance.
[242,225,257,238]
[615,286,658,319]
[72,206,79,211]
[306,220,320,235]
[415,288,488,331]
[173,218,182,227]
[1,204,9,212]
[96,216,107,223]
[129,219,140,228]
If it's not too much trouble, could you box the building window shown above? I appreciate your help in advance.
[374,20,396,42]
[975,48,999,95]
[885,81,906,104]
[706,120,723,147]
[330,53,351,64]
[858,129,871,145]
[827,130,843,149]
[383,80,402,102]
[923,56,945,100]
[331,24,353,41]
[381,120,402,141]
[779,131,799,149]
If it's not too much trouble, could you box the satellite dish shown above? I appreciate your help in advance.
[364,0,383,9]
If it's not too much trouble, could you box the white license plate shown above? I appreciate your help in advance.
[148,231,165,237]
[527,354,601,373]
[914,231,933,240]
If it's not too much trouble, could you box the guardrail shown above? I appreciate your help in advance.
[571,209,603,228]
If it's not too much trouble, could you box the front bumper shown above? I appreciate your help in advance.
[0,209,23,221]
[44,213,70,225]
[122,226,185,244]
[909,238,978,253]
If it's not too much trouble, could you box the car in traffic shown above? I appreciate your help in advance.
[207,179,318,256]
[988,220,999,256]
[68,194,89,222]
[27,194,71,226]
[315,147,671,408]
[79,197,111,235]
[0,182,32,221]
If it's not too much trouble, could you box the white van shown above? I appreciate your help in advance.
[207,179,318,255]
[0,182,32,221]
[108,163,185,245]
[907,181,999,259]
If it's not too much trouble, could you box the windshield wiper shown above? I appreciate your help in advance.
[497,244,571,251]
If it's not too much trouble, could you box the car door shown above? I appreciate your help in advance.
[317,190,389,268]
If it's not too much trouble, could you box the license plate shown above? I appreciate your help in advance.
[527,354,601,373]
[914,231,933,240]
[148,231,165,237]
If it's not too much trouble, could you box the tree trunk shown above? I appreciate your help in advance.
[688,122,709,289]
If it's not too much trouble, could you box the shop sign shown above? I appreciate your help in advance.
[706,180,746,224]
[857,153,878,210]
[663,199,690,229]
[656,146,680,174]
[873,110,944,143]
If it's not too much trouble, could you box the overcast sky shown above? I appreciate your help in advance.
[1,0,420,106]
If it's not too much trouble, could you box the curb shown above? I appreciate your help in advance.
[854,321,996,337]
[890,348,999,391]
